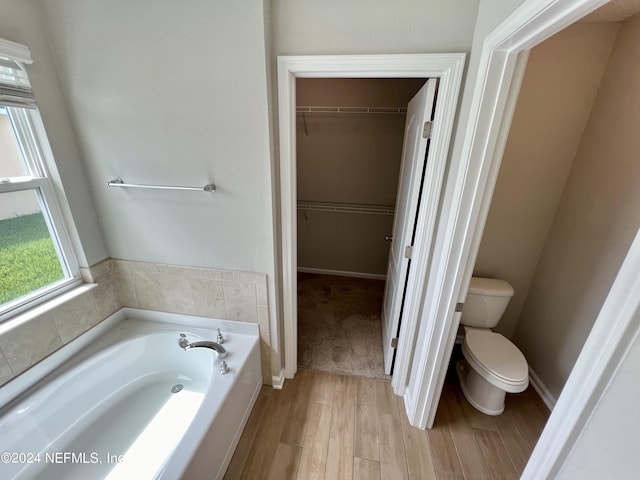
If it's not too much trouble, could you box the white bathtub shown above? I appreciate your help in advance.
[0,308,262,480]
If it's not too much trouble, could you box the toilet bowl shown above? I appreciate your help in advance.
[457,327,528,415]
[456,277,529,415]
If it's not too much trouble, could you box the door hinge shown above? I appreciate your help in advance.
[404,245,413,259]
[455,302,464,312]
[391,337,398,348]
[423,121,433,139]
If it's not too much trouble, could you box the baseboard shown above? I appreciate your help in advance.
[528,367,556,411]
[297,267,386,280]
[271,368,286,390]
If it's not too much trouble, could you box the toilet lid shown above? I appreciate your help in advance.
[464,329,528,384]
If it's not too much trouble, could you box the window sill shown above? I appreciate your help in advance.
[0,283,97,336]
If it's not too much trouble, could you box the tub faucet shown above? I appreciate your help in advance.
[179,337,228,359]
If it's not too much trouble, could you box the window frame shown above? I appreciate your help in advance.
[0,47,82,322]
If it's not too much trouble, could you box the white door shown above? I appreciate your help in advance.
[381,78,437,374]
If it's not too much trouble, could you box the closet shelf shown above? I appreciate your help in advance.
[297,201,395,216]
[296,105,407,115]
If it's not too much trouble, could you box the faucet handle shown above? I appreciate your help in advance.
[219,360,229,375]
[216,328,225,344]
[178,336,189,349]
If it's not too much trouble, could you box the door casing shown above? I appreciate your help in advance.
[411,0,640,478]
[276,54,466,406]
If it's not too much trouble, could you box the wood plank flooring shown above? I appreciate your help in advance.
[224,368,549,480]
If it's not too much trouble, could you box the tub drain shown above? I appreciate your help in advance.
[171,384,184,393]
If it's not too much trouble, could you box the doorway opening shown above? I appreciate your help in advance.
[277,54,466,412]
[439,3,640,474]
[418,0,640,477]
[294,78,425,379]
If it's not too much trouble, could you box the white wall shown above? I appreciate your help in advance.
[272,0,479,55]
[39,0,275,273]
[514,13,640,399]
[0,0,107,266]
[474,23,618,337]
[38,1,279,364]
[557,313,640,479]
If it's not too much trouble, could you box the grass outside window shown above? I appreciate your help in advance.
[0,47,81,318]
[0,213,64,305]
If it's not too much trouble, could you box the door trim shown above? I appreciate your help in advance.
[277,54,466,385]
[414,0,637,477]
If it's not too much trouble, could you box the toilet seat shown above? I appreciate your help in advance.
[462,329,528,392]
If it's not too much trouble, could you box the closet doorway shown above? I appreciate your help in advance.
[277,54,466,409]
[295,78,426,379]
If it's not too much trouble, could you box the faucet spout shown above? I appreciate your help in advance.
[179,338,228,359]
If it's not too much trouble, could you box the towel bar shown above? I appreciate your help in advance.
[106,178,215,192]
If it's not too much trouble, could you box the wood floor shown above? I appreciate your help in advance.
[224,367,550,480]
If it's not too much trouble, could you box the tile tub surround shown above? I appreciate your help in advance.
[112,259,272,383]
[0,259,273,387]
[0,260,118,385]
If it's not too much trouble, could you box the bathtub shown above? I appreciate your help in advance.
[0,308,262,480]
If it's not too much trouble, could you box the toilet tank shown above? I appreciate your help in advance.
[461,277,514,328]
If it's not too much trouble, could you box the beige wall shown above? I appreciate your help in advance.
[296,79,423,207]
[475,23,619,337]
[297,210,394,275]
[513,13,640,399]
[296,78,427,110]
[296,79,423,275]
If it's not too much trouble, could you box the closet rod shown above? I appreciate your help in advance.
[296,105,407,114]
[106,177,216,192]
[297,200,394,216]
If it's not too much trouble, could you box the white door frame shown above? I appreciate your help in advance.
[414,0,640,477]
[277,54,465,388]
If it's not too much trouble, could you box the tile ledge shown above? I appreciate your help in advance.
[0,284,98,336]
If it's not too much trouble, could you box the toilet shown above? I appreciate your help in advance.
[456,276,528,415]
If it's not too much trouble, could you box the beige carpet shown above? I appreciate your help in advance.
[297,273,389,380]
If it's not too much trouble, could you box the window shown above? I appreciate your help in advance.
[0,39,81,321]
